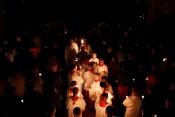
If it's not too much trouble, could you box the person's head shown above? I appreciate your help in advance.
[87,62,94,71]
[99,59,104,66]
[70,81,77,88]
[72,87,79,96]
[94,73,100,82]
[100,93,108,102]
[106,106,114,117]
[100,82,107,90]
[92,53,97,59]
[73,107,81,117]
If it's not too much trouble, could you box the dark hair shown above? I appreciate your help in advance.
[106,106,114,117]
[73,107,81,116]
[100,93,108,99]
[70,81,77,87]
[100,82,107,89]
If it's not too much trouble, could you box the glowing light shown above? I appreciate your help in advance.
[21,99,24,103]
[81,39,84,44]
[163,57,167,62]
[154,115,158,117]
[126,96,128,99]
[145,77,149,81]
[115,80,118,83]
[142,95,144,99]
[39,73,42,77]
[133,78,135,82]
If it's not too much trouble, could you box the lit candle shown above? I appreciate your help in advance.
[142,95,144,99]
[21,99,24,103]
[145,77,149,81]
[39,73,42,77]
[163,57,167,62]
[81,39,84,44]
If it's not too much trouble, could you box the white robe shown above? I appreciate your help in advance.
[123,96,142,117]
[96,89,113,105]
[95,64,108,77]
[88,81,100,101]
[95,99,108,117]
[66,97,86,117]
[71,72,84,92]
[89,58,99,64]
[83,71,94,91]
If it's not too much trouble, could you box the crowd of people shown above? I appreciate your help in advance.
[0,19,174,117]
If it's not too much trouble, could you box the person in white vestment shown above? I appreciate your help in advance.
[88,73,101,101]
[83,63,94,91]
[95,93,109,117]
[95,59,108,78]
[123,87,142,117]
[67,87,86,117]
[96,82,113,105]
[89,53,99,65]
[67,81,83,98]
[68,64,84,93]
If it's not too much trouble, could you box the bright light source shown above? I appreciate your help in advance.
[126,96,128,99]
[133,78,135,82]
[163,57,167,62]
[81,39,84,44]
[74,57,78,62]
[154,115,158,117]
[142,95,144,99]
[145,77,149,81]
[39,73,42,77]
[21,99,24,103]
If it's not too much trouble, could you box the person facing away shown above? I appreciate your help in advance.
[123,87,142,117]
[95,93,109,117]
[66,87,86,117]
[106,106,114,117]
[73,107,81,117]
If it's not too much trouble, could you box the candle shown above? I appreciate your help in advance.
[163,57,167,62]
[39,73,42,77]
[81,39,84,44]
[145,77,149,81]
[21,99,24,103]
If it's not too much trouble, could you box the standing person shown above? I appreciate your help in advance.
[65,39,79,68]
[95,93,109,117]
[66,87,86,117]
[89,52,99,65]
[123,87,142,117]
[95,59,108,78]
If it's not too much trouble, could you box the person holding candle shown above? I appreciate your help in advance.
[123,87,142,117]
